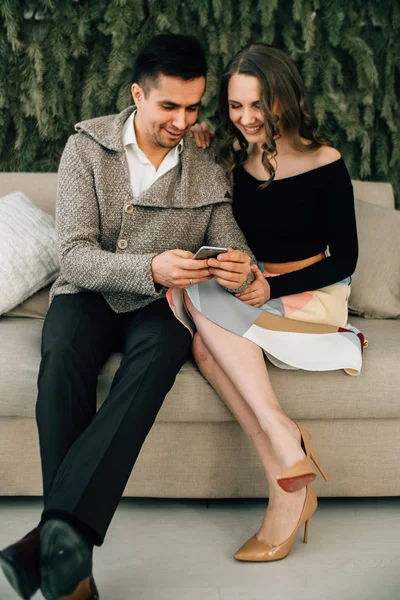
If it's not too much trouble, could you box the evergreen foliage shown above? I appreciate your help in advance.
[0,1,399,205]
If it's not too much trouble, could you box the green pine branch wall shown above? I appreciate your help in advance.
[0,0,399,206]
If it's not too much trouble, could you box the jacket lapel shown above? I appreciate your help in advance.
[76,106,231,209]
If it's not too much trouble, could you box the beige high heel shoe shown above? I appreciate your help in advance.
[276,422,328,493]
[234,485,317,562]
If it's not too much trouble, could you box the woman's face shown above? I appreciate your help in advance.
[227,73,266,144]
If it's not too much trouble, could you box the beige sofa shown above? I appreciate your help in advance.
[0,173,399,499]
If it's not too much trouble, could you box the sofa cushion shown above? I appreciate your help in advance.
[0,316,398,421]
[352,180,394,210]
[349,200,400,319]
[0,173,58,217]
[0,175,394,219]
[0,192,59,315]
[0,177,394,322]
[5,285,50,319]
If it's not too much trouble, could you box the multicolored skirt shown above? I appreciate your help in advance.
[166,265,366,376]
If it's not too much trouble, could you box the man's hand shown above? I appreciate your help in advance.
[235,264,271,306]
[151,249,212,288]
[207,248,251,290]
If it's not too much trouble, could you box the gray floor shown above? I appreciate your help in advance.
[0,497,399,600]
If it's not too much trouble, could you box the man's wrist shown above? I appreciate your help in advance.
[151,254,160,285]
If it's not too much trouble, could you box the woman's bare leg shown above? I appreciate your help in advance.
[192,333,306,546]
[185,293,305,471]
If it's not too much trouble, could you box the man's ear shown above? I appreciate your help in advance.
[131,83,143,107]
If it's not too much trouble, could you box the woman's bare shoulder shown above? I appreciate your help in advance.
[315,145,342,167]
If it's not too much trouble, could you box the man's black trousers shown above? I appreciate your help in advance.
[35,292,191,546]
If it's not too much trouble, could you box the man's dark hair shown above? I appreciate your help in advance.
[132,34,207,94]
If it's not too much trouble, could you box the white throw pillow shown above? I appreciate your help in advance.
[0,191,59,315]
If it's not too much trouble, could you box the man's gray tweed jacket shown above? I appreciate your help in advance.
[51,106,255,313]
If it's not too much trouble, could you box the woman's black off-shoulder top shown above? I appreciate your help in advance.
[232,158,358,299]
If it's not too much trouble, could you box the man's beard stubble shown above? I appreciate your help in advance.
[151,126,184,150]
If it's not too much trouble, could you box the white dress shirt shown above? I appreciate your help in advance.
[122,110,183,198]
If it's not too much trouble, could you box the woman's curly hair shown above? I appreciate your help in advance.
[215,44,330,187]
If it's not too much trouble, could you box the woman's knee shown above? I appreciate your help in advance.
[192,333,215,372]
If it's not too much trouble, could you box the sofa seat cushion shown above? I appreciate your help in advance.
[5,285,50,319]
[0,316,398,421]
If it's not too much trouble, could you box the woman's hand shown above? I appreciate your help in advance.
[189,122,215,149]
[235,264,270,307]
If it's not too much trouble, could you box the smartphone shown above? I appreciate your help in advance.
[192,246,229,260]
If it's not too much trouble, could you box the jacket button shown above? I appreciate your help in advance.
[118,239,128,250]
[124,204,134,214]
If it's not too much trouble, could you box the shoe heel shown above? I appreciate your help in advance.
[310,449,328,481]
[303,519,310,543]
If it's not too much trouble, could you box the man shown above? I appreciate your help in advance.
[0,34,255,600]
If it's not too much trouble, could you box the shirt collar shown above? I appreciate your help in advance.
[122,110,184,159]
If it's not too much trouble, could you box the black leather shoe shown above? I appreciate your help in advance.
[40,519,98,599]
[60,574,99,599]
[0,526,41,599]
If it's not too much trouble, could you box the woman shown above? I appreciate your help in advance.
[168,43,365,562]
